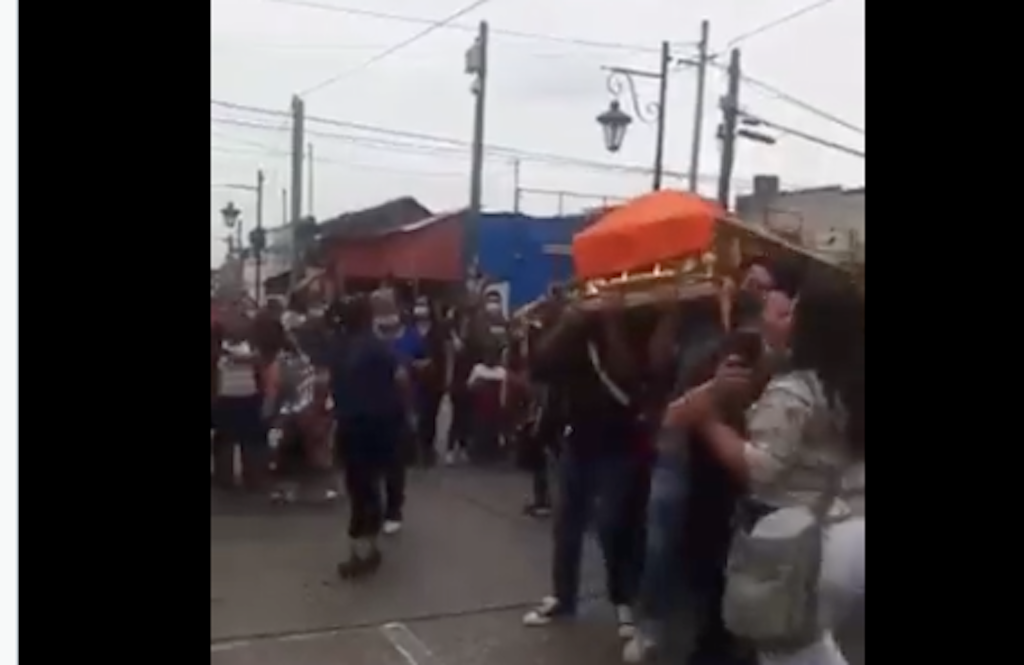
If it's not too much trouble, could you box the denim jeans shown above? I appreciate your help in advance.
[552,443,642,611]
[636,442,691,643]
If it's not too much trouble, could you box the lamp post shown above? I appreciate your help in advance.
[596,41,671,190]
[220,201,242,255]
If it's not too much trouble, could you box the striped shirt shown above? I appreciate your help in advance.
[218,342,259,397]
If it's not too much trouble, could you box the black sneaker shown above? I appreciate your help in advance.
[522,596,574,626]
[336,549,383,579]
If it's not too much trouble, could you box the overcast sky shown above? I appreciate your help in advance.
[210,0,865,265]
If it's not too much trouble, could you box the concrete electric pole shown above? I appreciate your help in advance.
[307,142,315,218]
[687,20,710,193]
[465,20,489,270]
[716,49,741,210]
[289,95,305,290]
[253,169,265,304]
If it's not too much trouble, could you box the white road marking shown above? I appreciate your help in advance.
[379,622,445,665]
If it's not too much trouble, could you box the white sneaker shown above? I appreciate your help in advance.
[615,605,636,640]
[382,520,402,535]
[622,631,656,663]
[445,451,457,466]
[522,596,569,627]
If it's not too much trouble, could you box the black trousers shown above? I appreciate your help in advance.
[337,416,402,538]
[448,389,471,451]
[416,387,443,461]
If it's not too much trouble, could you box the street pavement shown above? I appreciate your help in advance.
[211,465,863,665]
[212,394,863,665]
[211,466,622,665]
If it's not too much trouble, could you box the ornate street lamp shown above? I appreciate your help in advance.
[595,41,671,190]
[596,100,633,154]
[220,202,242,257]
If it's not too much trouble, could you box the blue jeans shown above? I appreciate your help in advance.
[636,442,691,643]
[552,444,642,611]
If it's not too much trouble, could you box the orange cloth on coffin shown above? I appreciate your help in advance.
[571,190,723,280]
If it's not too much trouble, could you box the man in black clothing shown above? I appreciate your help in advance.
[521,295,646,640]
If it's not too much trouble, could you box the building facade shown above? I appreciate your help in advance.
[736,175,865,263]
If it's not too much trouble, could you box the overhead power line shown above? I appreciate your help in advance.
[299,0,496,96]
[724,0,842,50]
[710,64,865,135]
[267,0,660,53]
[210,100,722,181]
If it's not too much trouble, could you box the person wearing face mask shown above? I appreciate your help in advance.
[406,297,449,466]
[368,290,415,534]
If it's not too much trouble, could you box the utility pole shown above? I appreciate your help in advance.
[688,20,710,193]
[307,142,315,218]
[651,41,670,191]
[717,49,741,210]
[512,158,521,213]
[465,20,489,270]
[253,169,265,305]
[289,95,305,290]
[281,188,288,226]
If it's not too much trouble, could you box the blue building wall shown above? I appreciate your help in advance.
[475,213,592,309]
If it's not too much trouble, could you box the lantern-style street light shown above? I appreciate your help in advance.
[595,41,671,190]
[220,201,242,256]
[596,100,633,154]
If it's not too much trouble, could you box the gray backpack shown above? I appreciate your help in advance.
[722,375,848,651]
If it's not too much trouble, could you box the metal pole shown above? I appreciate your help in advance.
[282,188,288,226]
[466,20,489,269]
[289,95,305,290]
[717,49,741,210]
[255,169,265,305]
[307,142,315,218]
[512,158,521,213]
[688,20,710,193]
[652,41,670,191]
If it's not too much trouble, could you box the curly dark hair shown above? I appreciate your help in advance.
[789,268,865,457]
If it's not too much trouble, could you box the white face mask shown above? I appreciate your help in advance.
[374,313,400,331]
[485,303,502,316]
[413,306,429,319]
[309,307,325,318]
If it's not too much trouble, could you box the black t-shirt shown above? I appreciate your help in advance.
[531,323,639,455]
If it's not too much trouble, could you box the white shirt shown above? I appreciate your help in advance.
[467,364,507,387]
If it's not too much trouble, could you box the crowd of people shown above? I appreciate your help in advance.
[210,253,865,665]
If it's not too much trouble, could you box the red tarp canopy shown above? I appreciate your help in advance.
[326,211,464,282]
[572,190,723,279]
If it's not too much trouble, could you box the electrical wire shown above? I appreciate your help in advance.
[299,0,496,97]
[723,0,842,50]
[707,63,864,135]
[266,0,660,54]
[209,102,709,179]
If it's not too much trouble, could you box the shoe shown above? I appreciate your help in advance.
[522,596,573,627]
[622,629,657,663]
[522,503,552,518]
[382,520,402,535]
[335,549,382,579]
[615,605,636,640]
[445,451,457,466]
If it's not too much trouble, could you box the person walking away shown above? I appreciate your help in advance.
[666,270,864,665]
[521,292,645,642]
[331,295,416,578]
[409,297,449,466]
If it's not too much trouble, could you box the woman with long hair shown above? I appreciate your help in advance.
[667,269,864,665]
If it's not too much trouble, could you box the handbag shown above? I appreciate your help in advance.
[722,465,846,652]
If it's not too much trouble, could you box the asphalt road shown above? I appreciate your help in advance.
[211,396,863,665]
[211,466,622,665]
